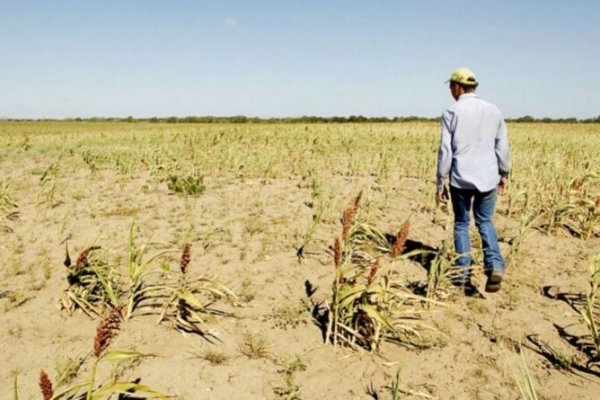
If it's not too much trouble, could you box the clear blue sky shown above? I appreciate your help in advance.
[1,0,599,119]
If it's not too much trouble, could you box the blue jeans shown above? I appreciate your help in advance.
[450,186,505,282]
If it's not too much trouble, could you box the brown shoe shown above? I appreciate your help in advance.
[485,271,503,293]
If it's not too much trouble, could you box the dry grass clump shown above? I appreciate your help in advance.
[239,332,272,360]
[273,354,307,400]
[266,300,309,330]
[195,349,230,365]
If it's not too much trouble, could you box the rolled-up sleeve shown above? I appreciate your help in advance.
[495,119,510,177]
[437,110,453,189]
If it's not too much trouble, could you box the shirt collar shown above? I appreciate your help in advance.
[458,93,478,100]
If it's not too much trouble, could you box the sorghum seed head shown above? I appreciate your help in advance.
[334,237,342,268]
[391,219,410,258]
[93,308,122,357]
[39,370,54,400]
[180,242,191,274]
[367,259,380,285]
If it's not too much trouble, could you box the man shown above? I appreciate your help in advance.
[436,67,510,294]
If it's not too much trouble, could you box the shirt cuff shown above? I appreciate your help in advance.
[436,176,445,190]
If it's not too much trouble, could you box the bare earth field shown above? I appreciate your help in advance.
[1,121,599,399]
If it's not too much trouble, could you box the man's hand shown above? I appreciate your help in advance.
[497,177,508,195]
[436,186,449,204]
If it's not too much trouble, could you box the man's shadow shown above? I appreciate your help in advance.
[384,234,437,272]
[388,234,484,298]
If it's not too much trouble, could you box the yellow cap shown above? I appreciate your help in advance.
[447,67,478,86]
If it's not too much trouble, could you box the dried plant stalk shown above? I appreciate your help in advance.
[391,219,410,258]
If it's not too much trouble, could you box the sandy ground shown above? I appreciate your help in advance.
[1,152,599,399]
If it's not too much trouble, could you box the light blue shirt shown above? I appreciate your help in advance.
[436,93,510,192]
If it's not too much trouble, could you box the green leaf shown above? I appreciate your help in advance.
[99,350,156,363]
[336,321,366,340]
[401,249,434,259]
[159,262,170,271]
[186,308,208,325]
[132,284,169,299]
[52,382,88,400]
[337,285,368,309]
[195,280,237,299]
[92,267,118,306]
[179,291,205,309]
[338,284,367,299]
[91,382,168,400]
[359,303,396,332]
[145,249,179,265]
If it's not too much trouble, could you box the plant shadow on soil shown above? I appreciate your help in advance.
[526,334,600,378]
[526,286,600,377]
[304,279,329,343]
[390,236,485,297]
[116,378,144,400]
[542,285,588,314]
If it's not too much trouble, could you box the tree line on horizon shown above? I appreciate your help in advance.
[2,115,600,124]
